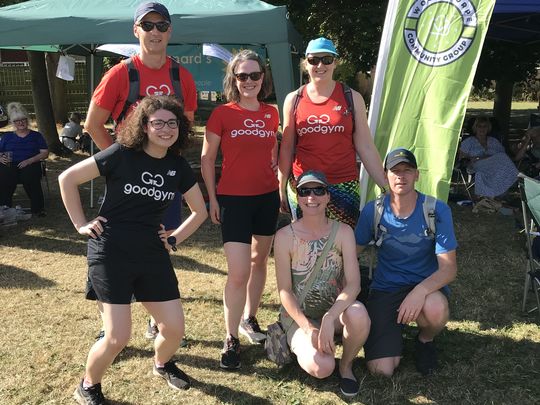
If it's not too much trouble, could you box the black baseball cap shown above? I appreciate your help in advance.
[134,2,171,23]
[384,148,417,170]
[296,170,329,188]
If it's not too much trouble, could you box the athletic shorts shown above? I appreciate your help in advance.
[217,190,280,244]
[364,286,449,361]
[86,229,180,304]
[287,178,360,228]
[87,256,180,304]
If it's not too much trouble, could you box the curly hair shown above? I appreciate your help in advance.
[7,102,29,122]
[116,96,191,155]
[223,49,273,103]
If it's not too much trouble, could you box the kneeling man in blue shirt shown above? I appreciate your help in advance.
[355,148,457,376]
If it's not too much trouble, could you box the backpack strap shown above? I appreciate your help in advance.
[115,57,184,126]
[372,193,387,247]
[292,84,305,118]
[116,57,139,125]
[169,58,184,105]
[422,195,437,239]
[341,83,355,133]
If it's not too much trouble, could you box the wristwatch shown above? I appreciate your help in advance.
[167,236,177,252]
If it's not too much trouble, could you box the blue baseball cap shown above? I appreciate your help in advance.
[134,2,171,23]
[305,37,338,56]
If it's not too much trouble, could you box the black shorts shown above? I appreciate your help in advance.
[364,287,413,361]
[365,286,449,361]
[217,190,280,244]
[87,256,180,304]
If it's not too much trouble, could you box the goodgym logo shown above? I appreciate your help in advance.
[404,0,477,67]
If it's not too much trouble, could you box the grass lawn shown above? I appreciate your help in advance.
[1,109,540,404]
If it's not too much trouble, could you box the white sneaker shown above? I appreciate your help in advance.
[239,316,266,344]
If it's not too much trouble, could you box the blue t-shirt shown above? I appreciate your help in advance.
[0,130,48,163]
[355,192,457,292]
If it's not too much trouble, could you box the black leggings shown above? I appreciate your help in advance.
[0,161,44,213]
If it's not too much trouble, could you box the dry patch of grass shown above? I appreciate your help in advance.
[0,152,539,405]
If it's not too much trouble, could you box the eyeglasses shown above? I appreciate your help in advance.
[13,118,27,124]
[148,119,179,129]
[306,56,335,66]
[137,21,170,33]
[297,187,328,197]
[234,72,263,82]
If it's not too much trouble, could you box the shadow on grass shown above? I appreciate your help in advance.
[180,295,280,312]
[0,264,56,289]
[171,254,226,275]
[351,327,540,405]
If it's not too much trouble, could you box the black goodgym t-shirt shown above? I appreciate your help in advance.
[94,143,196,231]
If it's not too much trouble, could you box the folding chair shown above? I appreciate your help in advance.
[452,158,475,201]
[40,160,50,199]
[517,173,540,320]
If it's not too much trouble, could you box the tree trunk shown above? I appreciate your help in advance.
[27,51,64,155]
[493,79,514,149]
[45,52,68,125]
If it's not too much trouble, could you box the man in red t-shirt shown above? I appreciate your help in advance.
[85,3,197,150]
[85,2,197,232]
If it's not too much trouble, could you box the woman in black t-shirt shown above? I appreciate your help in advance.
[59,96,207,403]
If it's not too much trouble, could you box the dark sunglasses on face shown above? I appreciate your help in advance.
[138,21,170,32]
[234,72,263,82]
[297,186,328,197]
[307,55,335,66]
[148,119,179,129]
[13,118,27,124]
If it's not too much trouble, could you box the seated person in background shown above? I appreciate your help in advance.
[355,148,457,377]
[274,170,370,397]
[60,112,83,151]
[513,127,540,178]
[0,104,8,128]
[0,102,48,216]
[459,115,518,200]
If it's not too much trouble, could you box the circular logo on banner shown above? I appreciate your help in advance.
[403,0,477,67]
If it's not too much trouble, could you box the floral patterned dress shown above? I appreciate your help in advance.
[460,136,518,198]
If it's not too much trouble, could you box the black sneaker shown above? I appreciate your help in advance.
[73,380,107,405]
[239,316,266,344]
[220,334,241,370]
[414,334,438,375]
[153,361,191,390]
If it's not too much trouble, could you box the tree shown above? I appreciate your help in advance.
[267,0,387,85]
[27,51,63,154]
[45,52,69,125]
[474,40,540,144]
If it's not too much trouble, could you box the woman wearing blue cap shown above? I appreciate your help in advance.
[278,37,387,228]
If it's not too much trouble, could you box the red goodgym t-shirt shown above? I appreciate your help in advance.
[293,83,357,184]
[206,102,279,196]
[91,55,197,120]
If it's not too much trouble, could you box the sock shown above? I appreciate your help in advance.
[82,378,94,389]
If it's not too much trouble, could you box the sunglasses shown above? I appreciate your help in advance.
[297,187,328,197]
[307,56,335,66]
[13,118,28,124]
[234,72,263,82]
[137,21,170,33]
[148,119,179,129]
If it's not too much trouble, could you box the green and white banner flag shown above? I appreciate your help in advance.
[361,0,496,205]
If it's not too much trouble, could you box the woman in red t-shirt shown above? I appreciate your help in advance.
[278,37,388,228]
[201,50,280,370]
